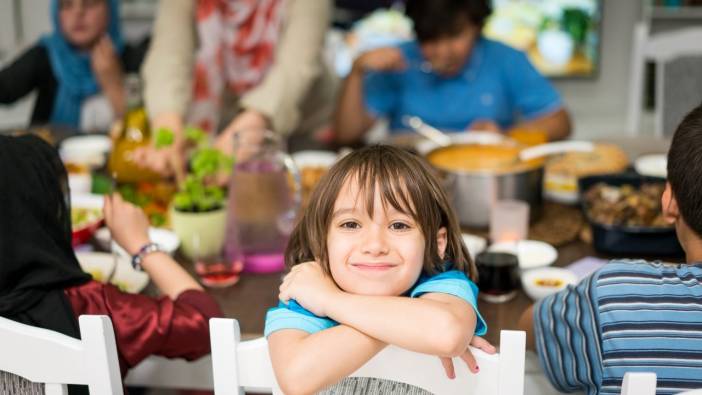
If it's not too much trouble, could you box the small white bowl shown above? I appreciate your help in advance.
[60,134,111,168]
[521,267,577,301]
[461,233,487,261]
[488,240,558,270]
[291,150,338,168]
[95,227,180,257]
[76,251,149,294]
[68,173,92,194]
[635,154,667,178]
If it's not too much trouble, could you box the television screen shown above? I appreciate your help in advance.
[483,0,601,77]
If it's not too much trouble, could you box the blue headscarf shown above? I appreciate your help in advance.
[40,0,124,128]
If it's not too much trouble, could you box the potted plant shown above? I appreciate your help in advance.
[157,127,234,260]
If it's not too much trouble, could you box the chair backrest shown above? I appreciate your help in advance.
[621,372,657,395]
[627,23,702,137]
[209,318,526,395]
[0,314,122,395]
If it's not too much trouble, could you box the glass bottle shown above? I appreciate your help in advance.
[108,74,159,183]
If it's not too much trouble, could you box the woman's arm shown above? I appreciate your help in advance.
[268,326,385,395]
[103,193,203,298]
[238,0,331,136]
[140,0,195,132]
[0,45,44,104]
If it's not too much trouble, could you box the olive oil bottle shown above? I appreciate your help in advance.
[108,74,159,183]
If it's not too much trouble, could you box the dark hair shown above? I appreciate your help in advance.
[405,0,492,42]
[285,145,477,281]
[668,103,702,238]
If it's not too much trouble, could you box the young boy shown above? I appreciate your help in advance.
[334,0,571,144]
[520,103,702,395]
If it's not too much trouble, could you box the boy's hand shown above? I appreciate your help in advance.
[353,47,407,73]
[278,261,340,317]
[439,336,496,378]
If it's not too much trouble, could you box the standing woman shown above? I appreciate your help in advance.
[136,0,337,179]
[0,0,144,131]
[0,135,222,394]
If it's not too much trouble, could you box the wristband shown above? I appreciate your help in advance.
[131,242,164,271]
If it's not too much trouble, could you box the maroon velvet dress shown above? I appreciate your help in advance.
[64,281,223,377]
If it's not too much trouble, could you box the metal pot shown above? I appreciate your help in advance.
[425,141,593,228]
[435,164,543,228]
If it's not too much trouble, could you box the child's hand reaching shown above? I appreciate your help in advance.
[439,336,496,379]
[278,261,341,317]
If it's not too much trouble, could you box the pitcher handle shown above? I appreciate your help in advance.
[278,151,302,235]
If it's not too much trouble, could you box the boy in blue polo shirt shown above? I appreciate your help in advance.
[520,103,702,395]
[334,0,571,144]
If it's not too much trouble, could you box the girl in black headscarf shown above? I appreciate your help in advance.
[0,135,222,385]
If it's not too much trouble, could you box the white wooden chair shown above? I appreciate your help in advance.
[209,317,526,395]
[621,372,657,395]
[627,22,702,137]
[0,314,122,395]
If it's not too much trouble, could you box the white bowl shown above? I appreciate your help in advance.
[488,240,558,270]
[76,251,149,294]
[291,150,338,168]
[68,173,92,194]
[634,154,667,178]
[521,267,577,301]
[60,134,111,168]
[95,227,180,257]
[461,233,487,261]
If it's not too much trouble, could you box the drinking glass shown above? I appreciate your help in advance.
[489,199,530,243]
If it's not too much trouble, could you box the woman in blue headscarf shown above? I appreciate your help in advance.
[0,0,146,131]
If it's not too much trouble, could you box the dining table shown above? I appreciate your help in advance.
[188,135,676,346]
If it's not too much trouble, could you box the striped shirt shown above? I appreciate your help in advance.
[534,260,702,395]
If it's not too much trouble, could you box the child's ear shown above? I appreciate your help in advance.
[436,227,448,259]
[662,182,680,224]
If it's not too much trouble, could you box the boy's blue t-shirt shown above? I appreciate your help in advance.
[264,269,487,337]
[363,37,563,133]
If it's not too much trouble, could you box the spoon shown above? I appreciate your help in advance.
[403,116,452,147]
[518,141,594,162]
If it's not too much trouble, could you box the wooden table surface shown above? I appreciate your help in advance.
[196,239,599,346]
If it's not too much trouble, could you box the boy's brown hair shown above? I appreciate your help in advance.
[285,145,477,281]
[668,103,702,238]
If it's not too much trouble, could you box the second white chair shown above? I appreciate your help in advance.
[209,317,526,395]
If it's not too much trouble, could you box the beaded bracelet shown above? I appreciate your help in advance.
[131,242,164,271]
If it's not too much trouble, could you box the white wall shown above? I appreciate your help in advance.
[554,0,644,139]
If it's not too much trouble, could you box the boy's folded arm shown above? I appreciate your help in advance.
[326,292,477,357]
[268,325,386,395]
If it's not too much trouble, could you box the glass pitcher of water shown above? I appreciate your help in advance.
[224,128,301,273]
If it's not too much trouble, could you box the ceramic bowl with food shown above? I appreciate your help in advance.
[292,150,338,204]
[521,267,577,301]
[95,227,181,257]
[76,252,149,294]
[59,134,112,168]
[71,193,104,246]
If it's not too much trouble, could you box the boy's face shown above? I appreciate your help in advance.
[419,24,480,76]
[59,0,109,50]
[326,179,447,296]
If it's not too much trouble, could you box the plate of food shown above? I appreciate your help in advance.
[71,193,104,246]
[292,151,338,205]
[76,251,149,294]
[579,173,683,256]
[94,227,180,257]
